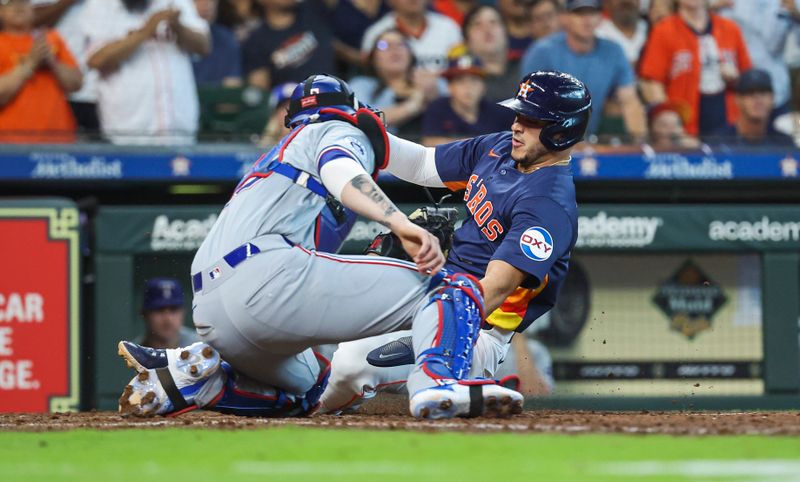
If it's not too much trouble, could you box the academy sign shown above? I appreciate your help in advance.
[709,217,800,243]
[577,211,663,248]
[150,214,217,251]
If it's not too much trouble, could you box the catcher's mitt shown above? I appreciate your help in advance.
[364,206,459,261]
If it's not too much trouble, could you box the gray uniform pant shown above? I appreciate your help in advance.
[192,235,442,397]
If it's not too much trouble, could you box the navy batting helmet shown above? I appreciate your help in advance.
[285,74,362,128]
[499,71,592,151]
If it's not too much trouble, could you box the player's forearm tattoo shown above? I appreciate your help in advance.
[350,175,398,226]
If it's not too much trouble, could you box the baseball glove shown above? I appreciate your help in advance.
[364,206,459,261]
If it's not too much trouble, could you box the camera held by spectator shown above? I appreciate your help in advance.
[647,101,701,151]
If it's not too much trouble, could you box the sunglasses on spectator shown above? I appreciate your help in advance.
[375,40,408,52]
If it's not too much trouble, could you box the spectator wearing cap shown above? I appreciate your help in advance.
[0,0,82,143]
[718,0,800,115]
[192,0,242,87]
[521,0,648,141]
[638,0,752,137]
[463,5,519,102]
[710,69,796,147]
[529,0,561,45]
[596,0,648,65]
[31,0,100,134]
[260,81,296,146]
[361,0,462,74]
[421,54,514,146]
[137,278,200,349]
[647,101,702,151]
[350,29,431,137]
[85,0,211,145]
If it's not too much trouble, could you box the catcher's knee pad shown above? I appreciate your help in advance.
[418,273,485,380]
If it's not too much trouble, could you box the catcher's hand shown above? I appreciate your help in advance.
[364,206,459,261]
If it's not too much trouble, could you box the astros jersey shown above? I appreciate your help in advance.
[192,120,374,273]
[435,131,578,332]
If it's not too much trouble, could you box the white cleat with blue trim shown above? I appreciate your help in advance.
[409,381,523,420]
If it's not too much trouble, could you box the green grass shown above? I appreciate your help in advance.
[1,428,799,481]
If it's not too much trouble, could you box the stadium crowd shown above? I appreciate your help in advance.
[0,0,799,149]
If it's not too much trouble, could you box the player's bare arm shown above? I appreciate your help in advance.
[341,174,445,275]
[481,260,527,315]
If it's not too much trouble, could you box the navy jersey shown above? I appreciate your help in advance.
[435,131,578,332]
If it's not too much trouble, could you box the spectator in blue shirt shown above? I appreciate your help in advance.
[421,53,514,146]
[710,69,796,149]
[193,0,242,87]
[520,0,646,141]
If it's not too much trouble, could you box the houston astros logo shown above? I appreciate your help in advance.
[520,227,554,261]
[517,81,543,98]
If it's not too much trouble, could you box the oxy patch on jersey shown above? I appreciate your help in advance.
[520,227,553,261]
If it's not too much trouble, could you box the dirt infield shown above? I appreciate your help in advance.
[3,409,800,435]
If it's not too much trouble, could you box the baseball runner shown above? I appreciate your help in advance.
[115,74,523,420]
[318,71,591,413]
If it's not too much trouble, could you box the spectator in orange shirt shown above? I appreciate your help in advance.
[639,0,752,137]
[0,0,81,143]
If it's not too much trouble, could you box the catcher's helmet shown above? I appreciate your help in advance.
[285,74,361,128]
[499,71,592,151]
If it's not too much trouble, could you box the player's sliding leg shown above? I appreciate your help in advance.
[320,326,518,414]
[117,341,327,417]
[320,332,412,414]
[406,273,523,419]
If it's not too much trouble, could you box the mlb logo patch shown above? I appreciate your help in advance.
[520,227,554,262]
[301,96,318,108]
[209,266,222,280]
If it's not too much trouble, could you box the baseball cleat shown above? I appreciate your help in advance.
[409,382,523,420]
[117,341,223,417]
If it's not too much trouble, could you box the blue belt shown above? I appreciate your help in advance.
[192,243,261,293]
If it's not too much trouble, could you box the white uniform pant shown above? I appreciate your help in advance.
[320,327,514,412]
[191,235,448,397]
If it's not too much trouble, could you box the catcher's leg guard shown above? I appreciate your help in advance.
[407,274,524,419]
[416,272,485,381]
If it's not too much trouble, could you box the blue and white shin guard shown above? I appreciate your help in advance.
[413,272,485,384]
[407,273,524,419]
